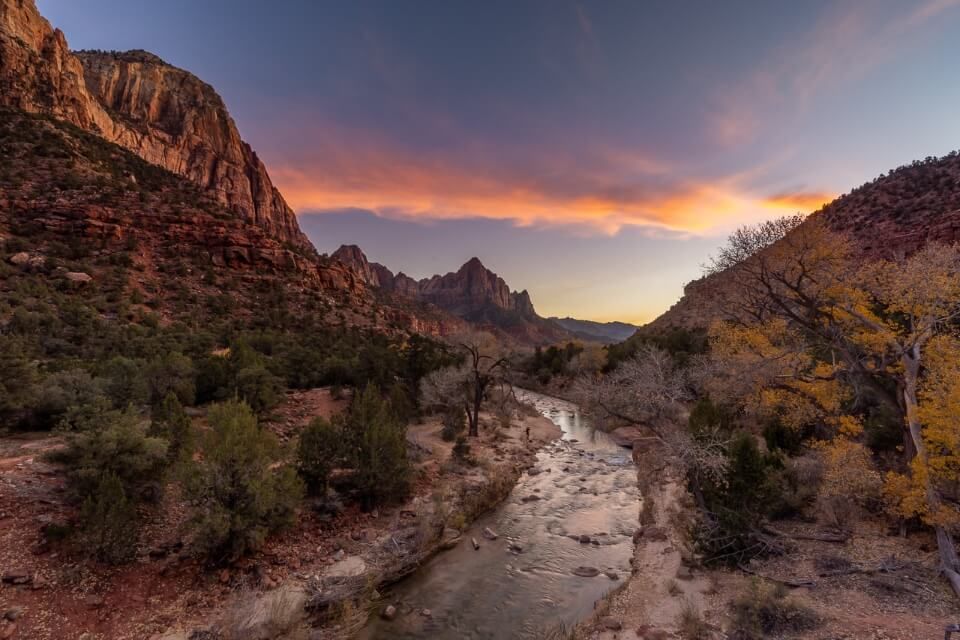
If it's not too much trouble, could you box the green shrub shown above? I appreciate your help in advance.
[341,386,411,509]
[100,355,148,408]
[387,381,415,423]
[0,337,38,427]
[184,400,303,562]
[234,364,284,413]
[297,416,342,495]
[694,432,783,565]
[78,472,139,564]
[688,397,734,436]
[441,406,466,442]
[452,435,474,465]
[51,406,168,502]
[32,369,106,430]
[145,352,195,407]
[150,392,194,460]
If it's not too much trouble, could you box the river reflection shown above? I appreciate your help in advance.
[358,390,639,640]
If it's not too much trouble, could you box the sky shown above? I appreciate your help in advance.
[38,0,960,323]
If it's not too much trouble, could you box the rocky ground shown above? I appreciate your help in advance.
[0,389,559,640]
[570,441,958,640]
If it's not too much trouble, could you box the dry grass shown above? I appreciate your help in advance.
[728,580,819,640]
[676,600,712,639]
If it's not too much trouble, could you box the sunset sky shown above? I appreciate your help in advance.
[39,0,960,323]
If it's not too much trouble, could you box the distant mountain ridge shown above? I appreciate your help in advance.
[549,317,639,344]
[332,245,571,344]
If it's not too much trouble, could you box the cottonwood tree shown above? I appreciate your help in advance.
[419,332,509,437]
[574,343,691,438]
[707,216,960,596]
[574,343,727,524]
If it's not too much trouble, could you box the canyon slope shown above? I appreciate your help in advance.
[646,152,960,333]
[0,0,309,249]
[332,244,573,345]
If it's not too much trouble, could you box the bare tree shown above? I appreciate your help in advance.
[419,332,509,437]
[573,343,691,439]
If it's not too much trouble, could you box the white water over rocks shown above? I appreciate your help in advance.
[359,390,639,640]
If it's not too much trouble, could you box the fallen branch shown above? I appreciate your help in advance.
[763,525,850,543]
[818,556,903,578]
[737,563,817,588]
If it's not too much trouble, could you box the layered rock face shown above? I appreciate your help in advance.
[333,246,539,319]
[0,0,310,250]
[332,245,569,344]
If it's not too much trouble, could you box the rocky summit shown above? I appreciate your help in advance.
[0,0,309,249]
[333,245,570,344]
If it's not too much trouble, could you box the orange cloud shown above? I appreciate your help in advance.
[273,145,833,235]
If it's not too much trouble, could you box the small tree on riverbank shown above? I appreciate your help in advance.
[420,332,509,437]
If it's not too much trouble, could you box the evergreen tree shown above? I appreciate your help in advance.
[184,400,303,562]
[342,385,411,509]
[78,472,138,564]
[150,392,194,460]
[297,416,342,495]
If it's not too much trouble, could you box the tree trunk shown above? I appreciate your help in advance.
[902,349,960,598]
[468,379,482,437]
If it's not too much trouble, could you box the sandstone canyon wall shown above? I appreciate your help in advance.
[0,0,310,249]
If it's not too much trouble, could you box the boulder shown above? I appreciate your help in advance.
[381,605,398,621]
[1,572,31,585]
[64,271,92,283]
[8,252,30,266]
[325,555,366,578]
[608,426,644,448]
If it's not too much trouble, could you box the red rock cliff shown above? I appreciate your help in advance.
[0,0,311,250]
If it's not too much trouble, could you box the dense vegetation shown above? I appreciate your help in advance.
[0,108,453,564]
[577,214,960,599]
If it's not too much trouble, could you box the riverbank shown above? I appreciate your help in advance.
[308,405,562,639]
[0,389,559,640]
[568,439,956,640]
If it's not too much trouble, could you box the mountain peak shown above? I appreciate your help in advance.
[0,0,312,250]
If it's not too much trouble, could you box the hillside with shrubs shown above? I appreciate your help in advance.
[573,214,960,637]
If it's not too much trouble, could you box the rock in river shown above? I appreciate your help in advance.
[571,566,600,578]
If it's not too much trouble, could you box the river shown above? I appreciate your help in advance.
[358,389,639,639]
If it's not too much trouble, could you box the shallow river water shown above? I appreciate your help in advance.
[358,390,639,640]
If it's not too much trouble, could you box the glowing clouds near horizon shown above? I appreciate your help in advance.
[273,162,833,235]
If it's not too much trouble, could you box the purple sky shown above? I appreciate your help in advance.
[38,0,960,322]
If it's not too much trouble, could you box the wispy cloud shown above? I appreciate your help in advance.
[707,0,960,146]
